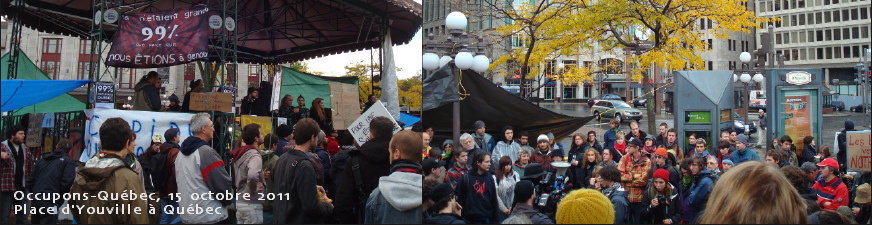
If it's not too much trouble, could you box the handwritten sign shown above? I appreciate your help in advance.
[25,114,44,148]
[347,100,401,146]
[81,109,193,162]
[847,130,871,171]
[330,82,361,131]
[189,92,233,112]
[105,5,211,68]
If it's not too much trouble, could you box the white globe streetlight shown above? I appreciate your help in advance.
[422,52,440,71]
[733,74,738,82]
[439,56,453,68]
[445,11,468,31]
[752,73,765,83]
[739,52,752,63]
[471,55,491,73]
[740,73,752,83]
[454,51,474,70]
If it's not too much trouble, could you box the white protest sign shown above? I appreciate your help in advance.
[270,71,282,111]
[347,100,401,146]
[82,108,194,162]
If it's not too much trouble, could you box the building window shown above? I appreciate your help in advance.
[248,65,261,83]
[707,39,713,50]
[861,7,869,20]
[843,46,851,58]
[563,87,576,99]
[77,62,91,80]
[119,68,136,89]
[844,28,851,39]
[40,38,62,79]
[854,46,861,58]
[853,27,860,39]
[817,48,824,59]
[862,26,870,39]
[583,86,592,99]
[708,61,713,70]
[826,47,833,59]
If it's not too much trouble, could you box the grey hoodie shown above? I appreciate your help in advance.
[364,171,422,224]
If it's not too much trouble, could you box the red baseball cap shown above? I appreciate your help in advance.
[816,158,839,170]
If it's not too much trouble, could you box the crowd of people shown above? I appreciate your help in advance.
[422,119,871,224]
[0,110,426,224]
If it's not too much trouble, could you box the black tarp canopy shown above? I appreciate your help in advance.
[0,0,421,64]
[423,67,594,142]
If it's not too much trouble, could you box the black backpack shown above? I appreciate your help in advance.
[147,149,171,193]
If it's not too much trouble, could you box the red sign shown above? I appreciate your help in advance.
[105,5,211,68]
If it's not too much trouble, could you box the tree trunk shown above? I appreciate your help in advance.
[645,65,657,135]
[520,37,537,100]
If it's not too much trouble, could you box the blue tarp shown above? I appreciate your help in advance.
[399,112,420,128]
[2,79,90,112]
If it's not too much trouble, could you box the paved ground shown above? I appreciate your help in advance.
[538,102,872,150]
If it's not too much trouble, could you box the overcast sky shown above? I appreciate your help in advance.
[304,0,423,79]
[305,29,422,79]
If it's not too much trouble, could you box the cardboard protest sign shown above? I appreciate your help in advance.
[189,92,233,112]
[347,100,401,146]
[81,109,194,162]
[847,130,871,171]
[330,82,361,131]
[25,114,44,148]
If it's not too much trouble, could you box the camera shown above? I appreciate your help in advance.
[656,194,668,205]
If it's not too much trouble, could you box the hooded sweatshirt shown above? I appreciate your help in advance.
[69,153,149,224]
[133,80,161,111]
[456,169,500,223]
[157,141,181,198]
[364,160,423,224]
[175,136,233,224]
[837,120,854,167]
[230,145,263,204]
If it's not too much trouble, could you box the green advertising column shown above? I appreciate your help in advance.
[765,69,824,154]
[673,71,736,152]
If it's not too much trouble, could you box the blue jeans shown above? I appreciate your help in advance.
[159,198,182,224]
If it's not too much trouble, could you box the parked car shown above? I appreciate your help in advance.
[591,100,643,123]
[849,105,866,112]
[587,94,623,107]
[632,98,647,107]
[830,101,846,111]
[732,113,757,134]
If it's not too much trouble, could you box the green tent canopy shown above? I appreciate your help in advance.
[1,49,86,115]
[280,67,358,108]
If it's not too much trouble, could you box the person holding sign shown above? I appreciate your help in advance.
[812,158,850,210]
[133,71,163,111]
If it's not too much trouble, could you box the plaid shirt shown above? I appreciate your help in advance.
[618,153,651,203]
[1,140,35,192]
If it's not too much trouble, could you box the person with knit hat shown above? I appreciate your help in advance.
[648,147,682,195]
[424,183,467,224]
[556,189,615,224]
[617,137,651,224]
[641,168,681,224]
[530,134,557,172]
[642,135,657,156]
[837,120,855,170]
[728,134,760,165]
[721,159,734,173]
[853,183,871,224]
[471,120,494,152]
[507,180,553,224]
[274,124,294,156]
[812,158,849,210]
[595,165,629,224]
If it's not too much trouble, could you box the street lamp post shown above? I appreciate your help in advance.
[735,51,765,129]
[423,11,491,143]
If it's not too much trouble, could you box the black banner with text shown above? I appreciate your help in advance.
[106,5,211,68]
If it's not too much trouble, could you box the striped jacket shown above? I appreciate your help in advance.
[618,154,651,203]
[812,177,849,210]
[0,140,34,192]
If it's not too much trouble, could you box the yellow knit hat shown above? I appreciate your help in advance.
[556,189,615,224]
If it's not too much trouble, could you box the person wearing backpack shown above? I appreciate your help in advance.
[27,139,76,224]
[334,117,394,224]
[155,128,182,224]
[273,118,334,223]
[230,124,266,224]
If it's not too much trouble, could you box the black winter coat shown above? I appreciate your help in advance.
[640,188,682,224]
[567,146,585,188]
[334,137,392,224]
[425,213,467,224]
[800,144,816,165]
[27,150,77,206]
[272,149,333,224]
